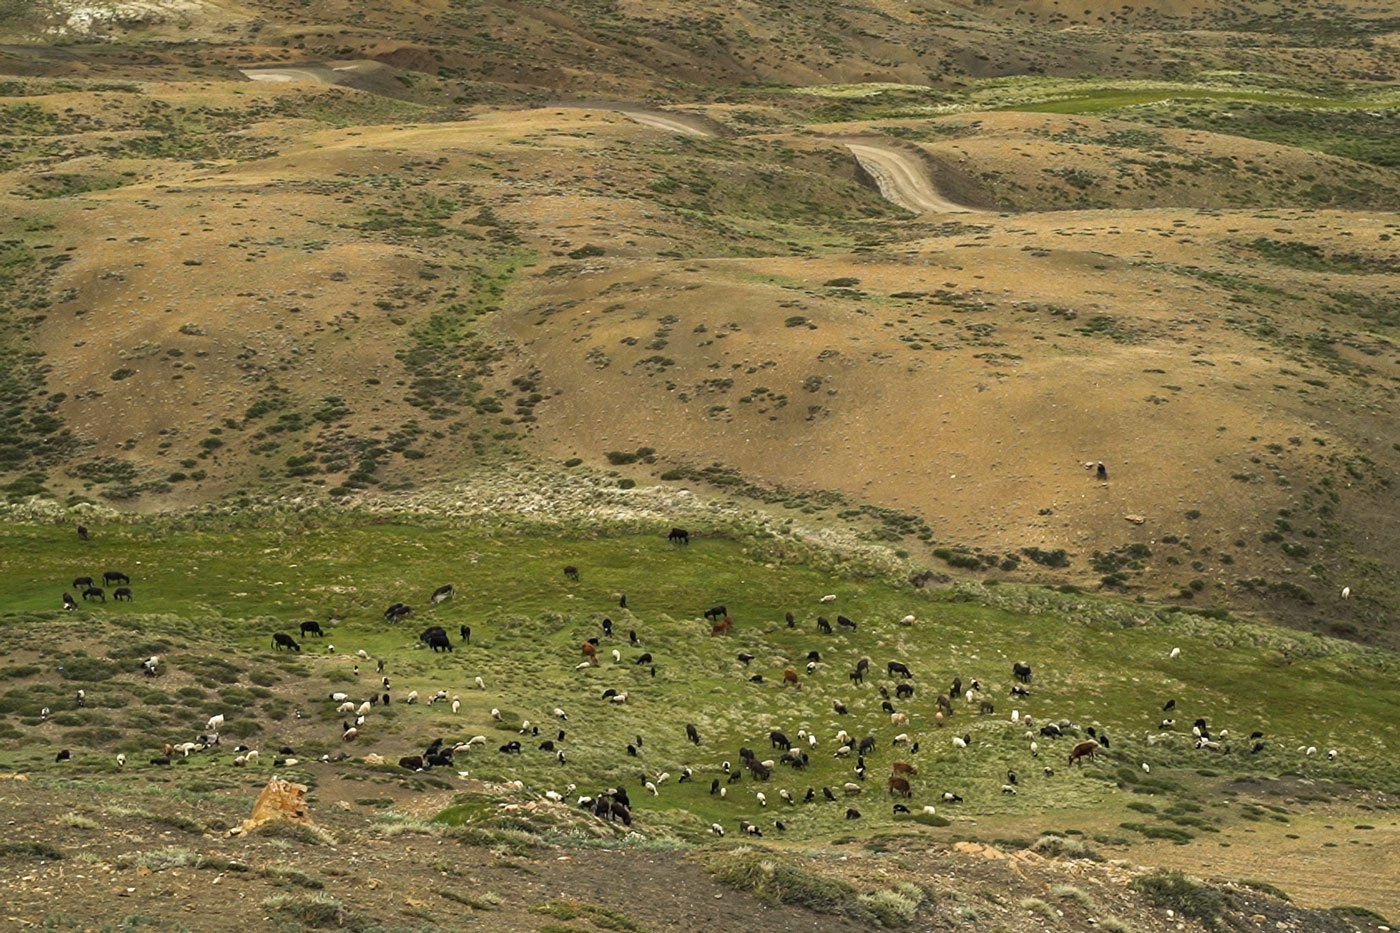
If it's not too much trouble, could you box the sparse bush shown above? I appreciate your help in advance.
[262,892,351,928]
[1030,835,1103,861]
[1130,870,1226,930]
[859,888,921,926]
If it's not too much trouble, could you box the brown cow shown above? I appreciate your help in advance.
[710,616,733,636]
[891,761,918,776]
[887,776,912,798]
[783,667,799,688]
[1068,740,1100,767]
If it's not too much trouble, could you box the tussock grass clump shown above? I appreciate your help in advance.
[1020,896,1058,919]
[858,887,922,926]
[531,900,646,931]
[437,888,502,910]
[134,847,196,871]
[1050,884,1095,908]
[1130,870,1227,930]
[0,840,65,860]
[250,821,337,847]
[262,892,352,928]
[1030,835,1103,861]
[701,848,871,920]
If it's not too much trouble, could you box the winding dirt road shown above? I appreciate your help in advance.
[846,142,979,214]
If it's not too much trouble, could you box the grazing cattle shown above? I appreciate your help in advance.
[432,583,455,603]
[710,616,733,636]
[72,576,94,590]
[425,632,452,652]
[896,683,914,700]
[1013,661,1033,684]
[668,527,690,545]
[1068,740,1099,767]
[420,625,447,644]
[770,731,792,750]
[887,776,912,798]
[686,723,701,745]
[891,761,918,776]
[272,632,301,652]
[816,617,833,634]
[836,615,857,631]
[77,525,89,541]
[563,565,580,581]
[112,586,132,601]
[82,586,105,602]
[887,661,912,679]
[783,667,799,688]
[300,620,324,638]
[703,605,728,621]
[62,592,77,611]
[103,571,130,587]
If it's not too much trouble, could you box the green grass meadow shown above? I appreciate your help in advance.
[0,516,1395,844]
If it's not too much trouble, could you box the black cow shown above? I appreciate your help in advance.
[668,527,690,545]
[888,661,912,679]
[399,755,425,771]
[272,632,301,652]
[300,620,324,637]
[425,632,452,653]
[82,586,105,602]
[113,587,133,601]
[563,565,580,581]
[73,576,94,590]
[103,571,130,587]
[1013,661,1033,684]
[432,583,454,604]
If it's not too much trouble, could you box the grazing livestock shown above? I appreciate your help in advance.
[836,615,857,631]
[1068,740,1100,767]
[82,586,105,602]
[845,808,861,820]
[1169,647,1181,659]
[1013,661,1033,684]
[384,603,412,623]
[562,565,581,582]
[635,652,653,665]
[819,594,837,604]
[770,731,792,750]
[77,525,89,541]
[887,661,912,679]
[300,620,324,638]
[581,642,598,663]
[858,735,876,756]
[432,584,454,603]
[73,576,94,590]
[888,776,912,798]
[941,792,963,803]
[710,616,733,636]
[833,700,848,715]
[783,667,799,688]
[785,612,796,628]
[460,625,471,644]
[103,571,130,587]
[817,617,833,634]
[896,683,915,700]
[62,593,77,611]
[668,527,690,545]
[891,761,918,776]
[1341,586,1351,600]
[703,605,728,621]
[272,633,301,652]
[112,586,132,601]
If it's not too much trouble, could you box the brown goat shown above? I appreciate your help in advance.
[1068,740,1100,767]
[710,616,733,636]
[887,776,912,798]
[891,761,918,776]
[783,667,799,687]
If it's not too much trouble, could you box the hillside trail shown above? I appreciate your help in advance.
[844,141,982,214]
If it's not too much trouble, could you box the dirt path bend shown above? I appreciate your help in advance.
[620,109,714,136]
[846,141,980,214]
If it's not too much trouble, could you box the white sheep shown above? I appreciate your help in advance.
[1341,586,1351,599]
[710,823,725,836]
[357,701,371,717]
[779,789,793,804]
[1306,746,1318,756]
[1327,749,1338,761]
[843,782,862,795]
[337,702,356,714]
[819,594,837,603]
[330,692,349,702]
[116,753,126,768]
[899,615,915,626]
[491,708,502,721]
[206,714,225,732]
[574,661,592,670]
[952,736,967,749]
[892,733,910,745]
[554,707,568,720]
[756,792,767,806]
[920,805,937,816]
[451,697,461,714]
[1170,647,1181,659]
[466,735,487,747]
[356,649,370,660]
[406,690,419,704]
[1141,762,1151,773]
[611,649,621,663]
[645,781,658,796]
[474,676,485,690]
[807,733,817,748]
[544,790,563,803]
[610,692,629,703]
[891,712,908,726]
[1001,784,1017,795]
[245,750,259,764]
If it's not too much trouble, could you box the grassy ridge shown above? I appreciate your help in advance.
[0,518,1395,846]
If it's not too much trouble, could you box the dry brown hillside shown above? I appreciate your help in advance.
[0,1,1398,644]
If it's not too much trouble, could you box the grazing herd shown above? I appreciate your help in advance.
[47,522,1330,841]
